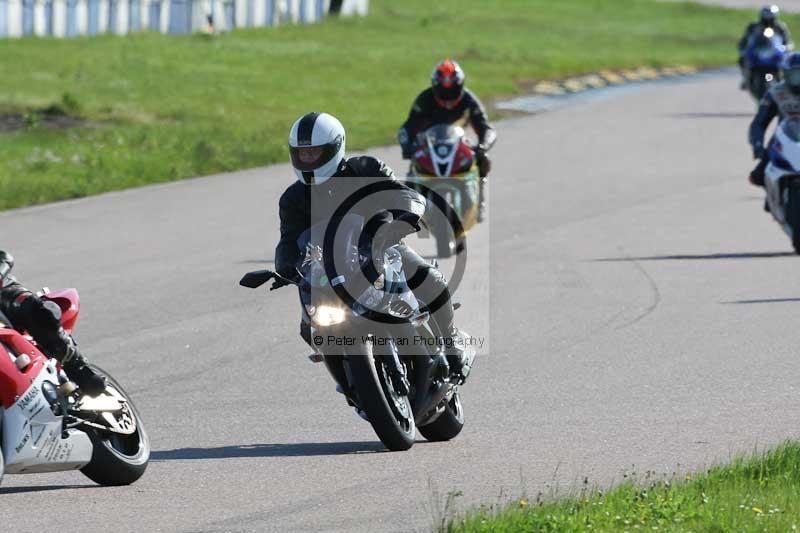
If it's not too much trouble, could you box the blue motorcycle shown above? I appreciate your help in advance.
[742,27,787,101]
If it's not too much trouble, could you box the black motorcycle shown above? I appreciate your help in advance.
[240,214,475,451]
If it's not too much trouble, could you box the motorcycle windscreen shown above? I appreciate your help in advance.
[424,124,465,145]
[424,124,466,177]
[296,214,365,307]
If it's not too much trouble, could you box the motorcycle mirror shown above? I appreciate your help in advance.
[239,270,275,289]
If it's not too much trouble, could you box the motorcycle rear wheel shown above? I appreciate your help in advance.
[418,390,465,442]
[80,365,150,486]
[347,349,416,451]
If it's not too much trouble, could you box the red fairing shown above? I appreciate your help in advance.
[413,149,436,176]
[454,141,475,174]
[42,288,80,334]
[0,330,47,408]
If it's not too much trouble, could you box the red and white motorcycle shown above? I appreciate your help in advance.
[0,253,149,486]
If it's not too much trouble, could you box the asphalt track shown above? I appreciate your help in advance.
[2,71,800,532]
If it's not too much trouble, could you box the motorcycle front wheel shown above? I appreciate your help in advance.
[432,190,457,258]
[80,365,150,486]
[347,348,416,451]
[418,389,465,442]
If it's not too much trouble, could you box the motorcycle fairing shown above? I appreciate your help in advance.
[412,125,476,178]
[299,216,420,322]
[2,358,92,474]
[744,29,786,69]
[41,288,80,334]
[0,287,80,408]
[766,119,800,232]
[0,329,49,408]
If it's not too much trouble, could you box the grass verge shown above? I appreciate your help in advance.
[0,0,792,210]
[446,442,800,532]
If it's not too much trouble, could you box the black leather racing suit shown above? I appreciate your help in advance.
[749,81,800,184]
[0,253,105,394]
[275,156,459,355]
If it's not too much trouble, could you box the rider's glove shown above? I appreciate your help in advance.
[400,143,415,160]
[398,128,414,160]
[753,143,766,160]
[367,210,421,251]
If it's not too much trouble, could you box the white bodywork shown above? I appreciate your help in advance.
[765,119,800,237]
[1,359,93,475]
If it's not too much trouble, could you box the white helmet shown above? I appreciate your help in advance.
[288,112,346,185]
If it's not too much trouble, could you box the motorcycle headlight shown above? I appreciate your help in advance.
[312,305,347,326]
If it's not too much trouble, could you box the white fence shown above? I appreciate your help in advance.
[0,0,367,37]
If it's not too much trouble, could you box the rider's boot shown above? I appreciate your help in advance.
[443,328,467,382]
[59,338,106,397]
[476,152,490,223]
[750,158,768,187]
[477,178,487,223]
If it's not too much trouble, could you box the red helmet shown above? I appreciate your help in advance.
[431,59,465,109]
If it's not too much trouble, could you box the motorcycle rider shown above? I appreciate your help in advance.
[749,52,800,186]
[277,112,467,378]
[397,59,497,222]
[738,5,793,88]
[0,251,106,395]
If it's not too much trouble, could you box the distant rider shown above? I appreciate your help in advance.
[277,112,467,378]
[739,5,793,88]
[397,60,497,221]
[0,251,106,395]
[749,53,800,186]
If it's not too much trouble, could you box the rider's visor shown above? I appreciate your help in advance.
[289,135,343,172]
[433,84,463,103]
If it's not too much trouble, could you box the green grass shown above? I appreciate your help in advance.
[446,442,800,532]
[0,0,793,210]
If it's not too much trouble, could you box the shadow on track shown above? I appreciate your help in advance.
[594,251,795,262]
[237,258,275,265]
[721,297,800,304]
[0,484,96,494]
[151,441,388,461]
[667,112,754,119]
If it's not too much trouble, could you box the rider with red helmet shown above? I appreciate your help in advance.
[398,60,497,221]
[0,251,105,395]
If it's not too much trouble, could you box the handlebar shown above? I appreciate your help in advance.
[269,275,296,291]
